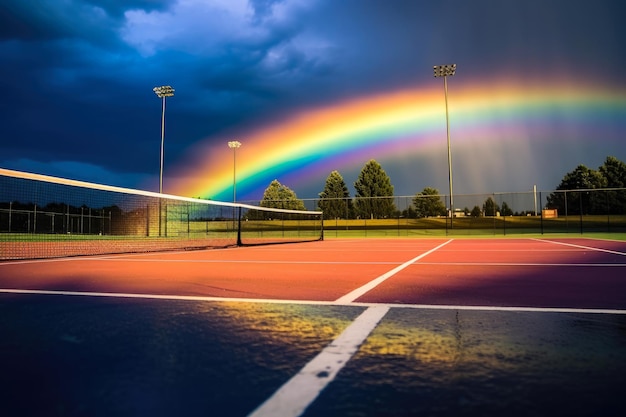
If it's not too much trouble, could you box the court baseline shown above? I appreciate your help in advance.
[1,288,624,315]
[335,239,453,303]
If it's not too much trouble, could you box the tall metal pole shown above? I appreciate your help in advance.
[228,141,242,202]
[444,74,453,223]
[434,64,456,228]
[153,85,174,238]
[159,95,166,194]
[153,85,175,194]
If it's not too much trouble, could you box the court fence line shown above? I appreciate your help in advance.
[244,188,626,237]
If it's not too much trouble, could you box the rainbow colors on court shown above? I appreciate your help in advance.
[170,79,626,201]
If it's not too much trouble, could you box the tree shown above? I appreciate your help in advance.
[318,171,352,219]
[470,206,482,217]
[598,156,626,214]
[402,206,417,218]
[353,160,395,219]
[483,197,500,216]
[500,201,514,216]
[413,187,447,218]
[546,164,607,215]
[599,156,626,188]
[260,179,306,211]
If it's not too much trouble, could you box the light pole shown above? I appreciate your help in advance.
[153,85,175,194]
[433,64,456,227]
[228,141,242,202]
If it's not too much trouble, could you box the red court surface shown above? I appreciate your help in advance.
[354,238,626,309]
[0,239,433,301]
[1,238,625,309]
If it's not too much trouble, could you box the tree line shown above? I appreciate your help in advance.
[261,159,450,219]
[261,160,398,219]
[258,156,626,218]
[545,156,626,215]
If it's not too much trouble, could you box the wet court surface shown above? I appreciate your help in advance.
[1,294,625,417]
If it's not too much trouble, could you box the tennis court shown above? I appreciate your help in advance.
[1,237,625,416]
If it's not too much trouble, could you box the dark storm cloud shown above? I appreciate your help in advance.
[443,0,626,80]
[0,1,174,172]
[84,0,174,18]
[2,0,122,43]
[0,0,625,191]
[0,0,337,182]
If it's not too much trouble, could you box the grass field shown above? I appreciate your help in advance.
[3,215,626,238]
[3,215,626,245]
[322,215,626,239]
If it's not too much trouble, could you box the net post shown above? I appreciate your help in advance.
[539,191,543,235]
[236,205,243,246]
[164,203,168,237]
[579,191,583,235]
[320,211,324,241]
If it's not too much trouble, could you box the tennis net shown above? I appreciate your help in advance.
[0,168,323,260]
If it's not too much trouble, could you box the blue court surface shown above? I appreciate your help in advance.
[1,293,625,417]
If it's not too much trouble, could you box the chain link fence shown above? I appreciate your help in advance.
[242,188,626,236]
[3,189,624,237]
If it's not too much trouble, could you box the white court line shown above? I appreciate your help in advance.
[1,288,625,315]
[0,257,93,266]
[0,288,339,305]
[79,259,401,265]
[0,258,401,266]
[532,238,626,256]
[247,305,389,417]
[335,239,453,303]
[0,257,400,266]
[415,262,626,267]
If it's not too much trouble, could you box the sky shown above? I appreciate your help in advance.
[1,0,625,203]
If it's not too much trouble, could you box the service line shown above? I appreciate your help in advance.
[335,239,453,303]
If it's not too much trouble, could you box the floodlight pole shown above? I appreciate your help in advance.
[228,141,242,202]
[153,85,175,194]
[433,64,456,228]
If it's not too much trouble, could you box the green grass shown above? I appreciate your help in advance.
[321,230,626,241]
[321,215,626,240]
[3,215,625,242]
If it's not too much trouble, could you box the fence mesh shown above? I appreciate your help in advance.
[246,188,626,237]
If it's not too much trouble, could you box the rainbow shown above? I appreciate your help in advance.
[169,79,626,201]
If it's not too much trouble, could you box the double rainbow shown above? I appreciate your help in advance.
[170,79,625,201]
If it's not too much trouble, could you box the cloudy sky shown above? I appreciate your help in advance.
[1,0,625,202]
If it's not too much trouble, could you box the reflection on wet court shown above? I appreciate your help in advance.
[307,308,626,416]
[0,295,361,416]
[1,294,625,417]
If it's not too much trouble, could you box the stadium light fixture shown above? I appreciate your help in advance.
[433,64,456,227]
[228,141,242,202]
[153,85,175,193]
